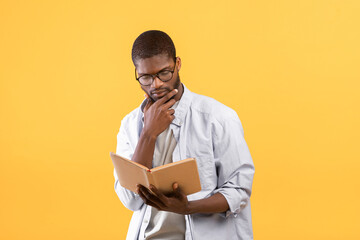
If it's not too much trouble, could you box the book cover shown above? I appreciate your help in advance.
[110,152,201,195]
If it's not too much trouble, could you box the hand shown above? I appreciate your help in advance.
[142,89,178,137]
[137,182,190,215]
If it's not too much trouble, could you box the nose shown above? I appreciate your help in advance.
[151,75,163,89]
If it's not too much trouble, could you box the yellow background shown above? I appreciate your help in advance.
[1,0,359,239]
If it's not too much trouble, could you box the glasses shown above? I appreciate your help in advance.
[135,64,176,86]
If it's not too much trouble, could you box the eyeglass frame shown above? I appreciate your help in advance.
[134,62,177,86]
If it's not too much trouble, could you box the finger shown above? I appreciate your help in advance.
[139,185,166,208]
[138,187,162,209]
[162,98,176,110]
[173,182,180,195]
[138,185,161,205]
[168,109,175,115]
[156,89,178,105]
[173,182,185,200]
[137,184,148,196]
[149,185,168,203]
[138,184,154,197]
[137,184,154,198]
[143,97,154,112]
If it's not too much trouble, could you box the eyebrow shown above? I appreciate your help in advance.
[137,65,172,76]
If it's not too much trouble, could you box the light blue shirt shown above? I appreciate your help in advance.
[114,84,255,240]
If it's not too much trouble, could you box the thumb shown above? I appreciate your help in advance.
[173,182,183,198]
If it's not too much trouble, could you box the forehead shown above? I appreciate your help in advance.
[135,54,174,75]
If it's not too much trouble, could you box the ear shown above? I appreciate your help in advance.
[176,57,182,71]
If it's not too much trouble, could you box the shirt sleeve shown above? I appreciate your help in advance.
[114,119,144,211]
[212,112,255,218]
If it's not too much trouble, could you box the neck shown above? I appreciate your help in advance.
[174,83,184,102]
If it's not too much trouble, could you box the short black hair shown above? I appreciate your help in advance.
[131,30,176,65]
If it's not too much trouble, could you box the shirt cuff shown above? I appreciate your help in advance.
[213,188,248,218]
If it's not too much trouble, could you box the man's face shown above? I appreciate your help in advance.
[135,54,182,102]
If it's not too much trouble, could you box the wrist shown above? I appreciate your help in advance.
[141,129,157,141]
[185,201,197,215]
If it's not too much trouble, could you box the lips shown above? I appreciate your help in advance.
[152,89,169,98]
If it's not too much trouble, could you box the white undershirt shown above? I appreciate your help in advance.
[142,101,186,240]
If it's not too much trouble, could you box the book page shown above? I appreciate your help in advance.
[151,158,201,195]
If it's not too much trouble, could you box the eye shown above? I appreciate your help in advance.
[158,70,171,77]
[159,70,170,74]
[139,75,152,81]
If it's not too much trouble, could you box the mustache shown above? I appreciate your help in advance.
[150,87,171,94]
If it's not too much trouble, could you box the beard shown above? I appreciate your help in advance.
[146,74,181,102]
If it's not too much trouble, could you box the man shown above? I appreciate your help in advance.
[114,30,255,240]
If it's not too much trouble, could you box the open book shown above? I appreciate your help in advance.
[110,152,201,195]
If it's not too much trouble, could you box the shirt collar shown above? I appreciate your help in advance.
[140,83,192,127]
